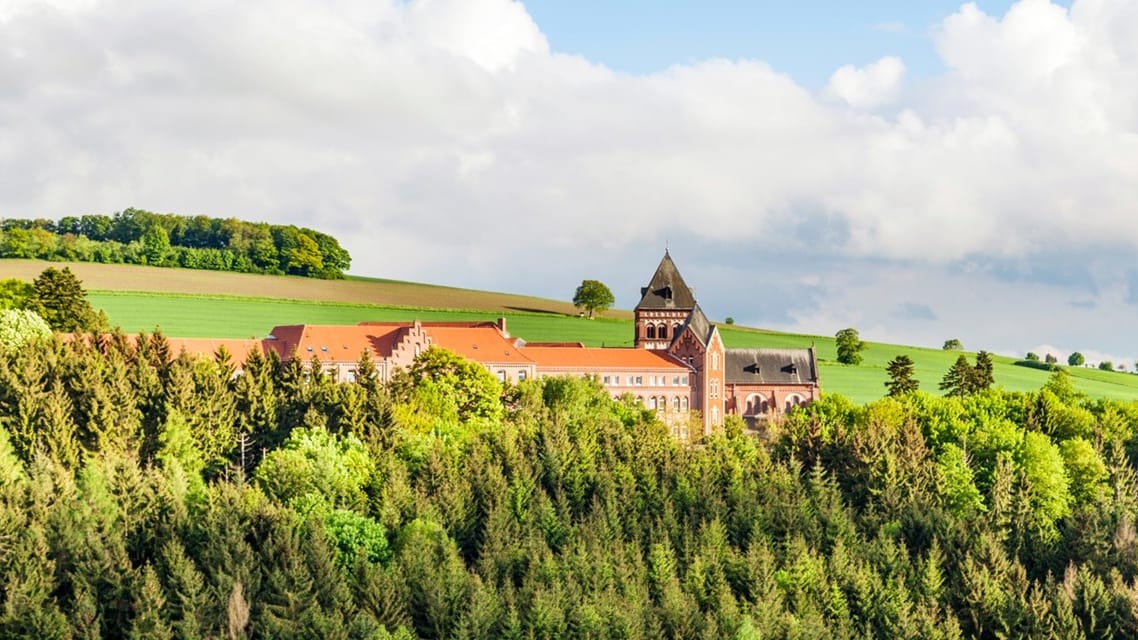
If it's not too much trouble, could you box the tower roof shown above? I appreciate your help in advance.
[636,250,697,310]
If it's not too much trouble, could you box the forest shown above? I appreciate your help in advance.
[2,330,1138,639]
[0,209,351,279]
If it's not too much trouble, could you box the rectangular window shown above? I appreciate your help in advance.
[497,370,507,382]
[681,375,689,385]
[673,376,680,386]
[603,375,611,385]
[635,376,643,386]
[518,370,527,381]
[614,375,621,385]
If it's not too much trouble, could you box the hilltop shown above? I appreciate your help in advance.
[5,259,1138,404]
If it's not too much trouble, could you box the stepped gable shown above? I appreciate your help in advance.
[635,250,697,310]
[724,348,819,385]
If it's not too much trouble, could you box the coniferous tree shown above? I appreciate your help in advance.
[940,354,977,397]
[973,350,995,392]
[32,267,104,333]
[884,355,919,396]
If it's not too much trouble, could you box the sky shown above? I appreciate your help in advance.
[1,0,1137,367]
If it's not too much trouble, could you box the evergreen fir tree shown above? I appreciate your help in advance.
[940,354,977,397]
[973,350,995,391]
[885,355,920,396]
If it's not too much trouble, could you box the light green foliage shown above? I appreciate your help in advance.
[937,443,985,516]
[0,278,35,310]
[393,346,503,424]
[572,279,615,318]
[1058,437,1107,502]
[0,308,52,350]
[0,427,24,488]
[323,508,391,568]
[1017,431,1072,526]
[254,425,375,508]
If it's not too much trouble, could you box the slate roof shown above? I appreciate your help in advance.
[676,304,716,347]
[724,348,819,385]
[636,250,697,310]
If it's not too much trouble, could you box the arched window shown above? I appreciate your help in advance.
[744,393,769,416]
[658,396,666,411]
[658,323,668,339]
[673,396,681,411]
[710,406,719,425]
[646,324,656,339]
[648,396,657,410]
[681,396,689,410]
[784,394,804,412]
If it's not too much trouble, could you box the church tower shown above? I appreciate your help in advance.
[634,250,697,350]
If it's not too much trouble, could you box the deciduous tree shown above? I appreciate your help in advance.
[572,280,615,319]
[835,328,866,365]
[943,338,963,351]
[1068,352,1085,367]
[0,309,51,350]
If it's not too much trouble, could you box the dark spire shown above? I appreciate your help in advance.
[635,251,696,310]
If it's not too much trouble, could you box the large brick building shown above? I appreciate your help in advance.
[147,252,819,439]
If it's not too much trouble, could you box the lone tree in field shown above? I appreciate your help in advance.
[835,328,866,365]
[943,338,963,351]
[885,355,919,396]
[1068,352,1086,367]
[33,267,104,333]
[573,279,615,319]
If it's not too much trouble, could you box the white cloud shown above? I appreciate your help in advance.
[825,56,906,108]
[1,0,1138,358]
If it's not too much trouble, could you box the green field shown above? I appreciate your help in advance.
[88,289,1138,404]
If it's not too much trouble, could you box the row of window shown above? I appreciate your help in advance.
[742,393,807,415]
[621,395,690,412]
[644,323,681,340]
[602,374,690,386]
[495,370,528,382]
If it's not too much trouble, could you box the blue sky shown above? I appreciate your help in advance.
[1,0,1136,368]
[527,1,1037,84]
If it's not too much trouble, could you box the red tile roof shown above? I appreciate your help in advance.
[423,325,533,364]
[265,324,408,361]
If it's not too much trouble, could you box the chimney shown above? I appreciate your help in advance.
[497,317,509,337]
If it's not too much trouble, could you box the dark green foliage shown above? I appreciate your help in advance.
[1,208,351,279]
[1069,352,1086,367]
[33,266,104,332]
[5,337,1138,637]
[940,351,996,397]
[1099,360,1115,371]
[835,327,865,365]
[1025,352,1040,361]
[943,338,963,351]
[885,355,919,396]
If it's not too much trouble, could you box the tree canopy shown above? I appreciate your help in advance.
[834,327,866,365]
[0,208,352,279]
[572,279,615,319]
[33,266,105,333]
[0,331,1137,638]
[1068,351,1086,366]
[942,338,963,351]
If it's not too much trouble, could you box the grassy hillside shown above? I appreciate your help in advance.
[10,259,1138,404]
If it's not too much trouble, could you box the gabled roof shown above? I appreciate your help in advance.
[676,304,716,347]
[423,324,533,365]
[724,348,819,385]
[525,346,691,371]
[264,324,408,361]
[165,338,266,365]
[636,250,697,310]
